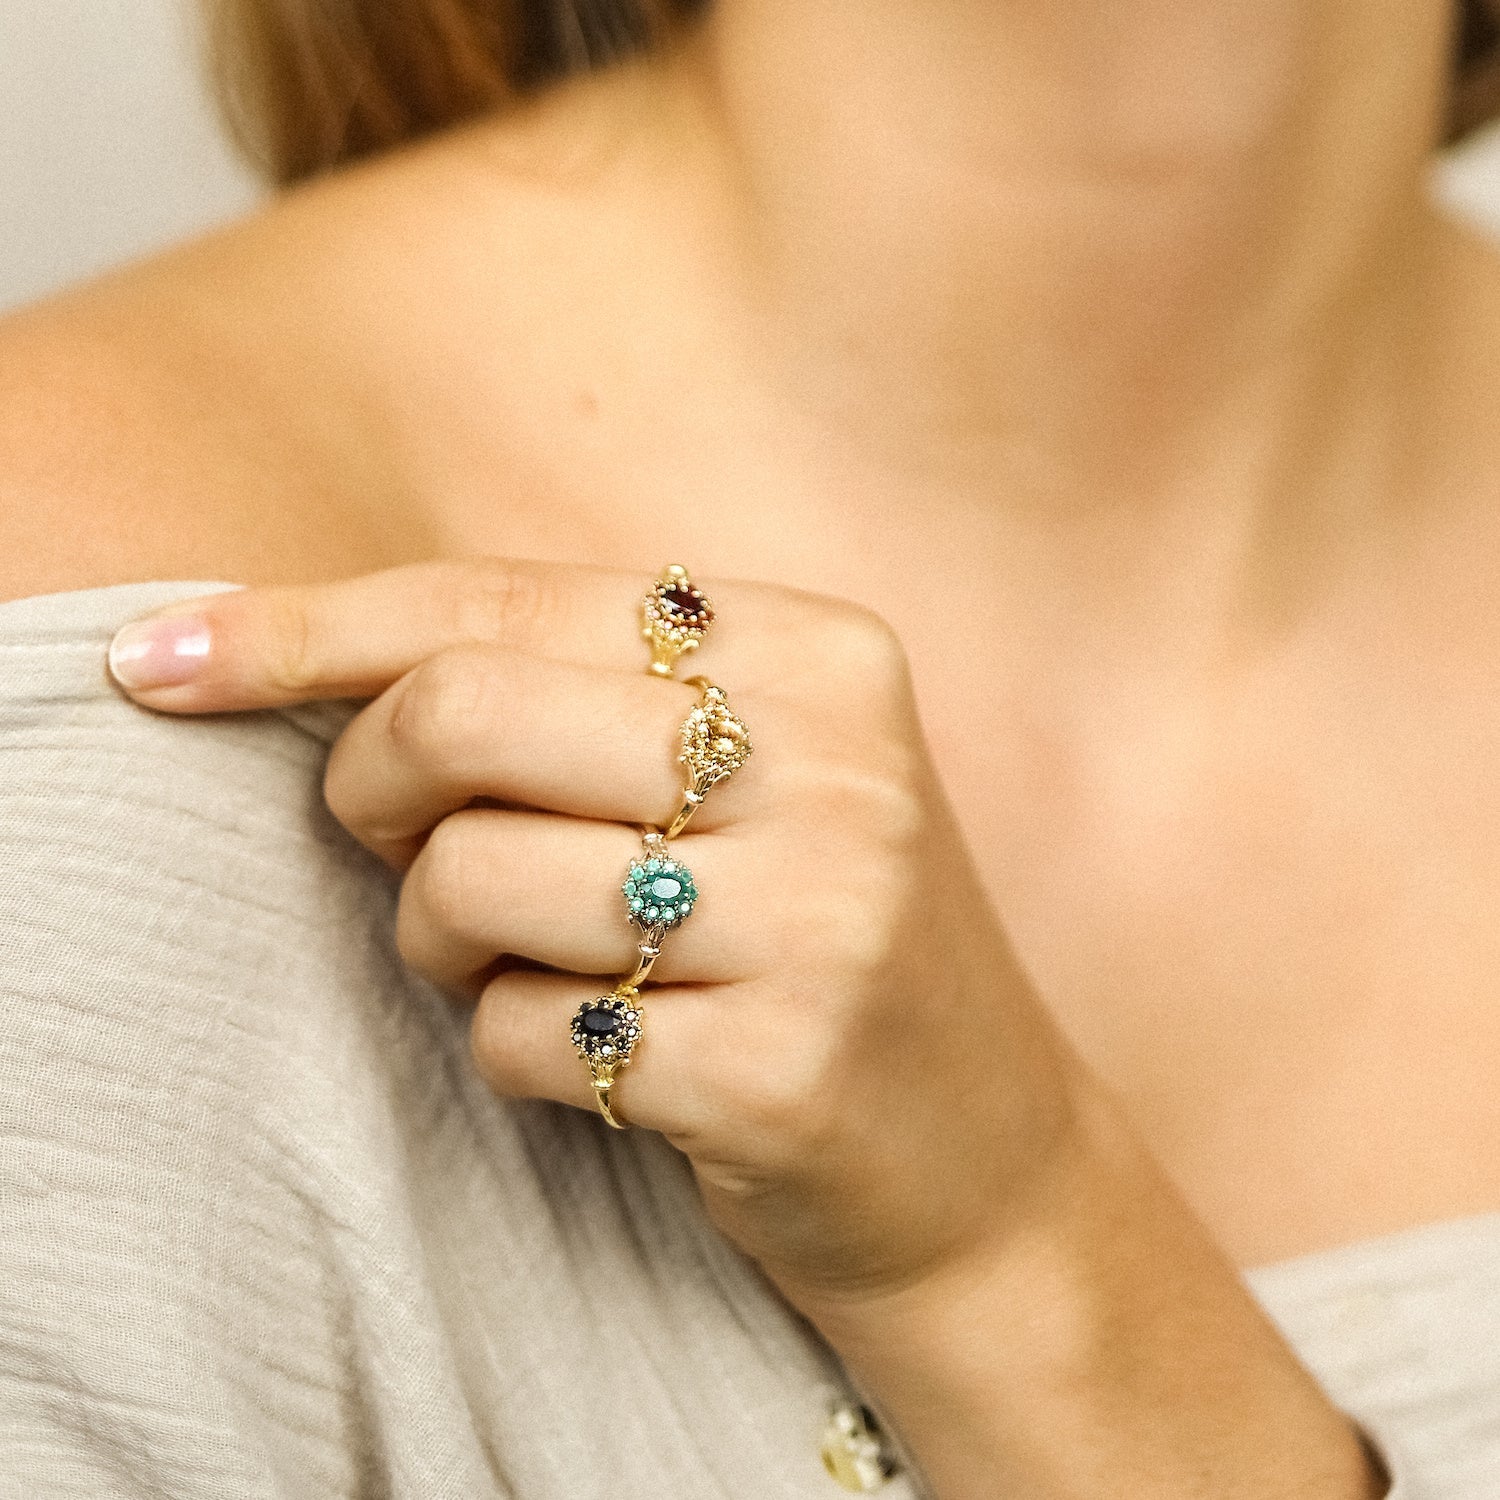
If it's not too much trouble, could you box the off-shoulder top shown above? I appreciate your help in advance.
[0,582,1495,1499]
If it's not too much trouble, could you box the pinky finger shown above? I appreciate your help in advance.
[470,968,721,1137]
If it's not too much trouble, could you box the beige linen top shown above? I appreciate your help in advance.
[0,582,1496,1499]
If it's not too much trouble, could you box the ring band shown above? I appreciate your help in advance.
[571,989,644,1130]
[642,565,714,678]
[665,678,752,839]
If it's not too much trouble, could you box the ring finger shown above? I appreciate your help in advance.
[396,808,757,992]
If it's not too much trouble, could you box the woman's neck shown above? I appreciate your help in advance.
[675,0,1465,561]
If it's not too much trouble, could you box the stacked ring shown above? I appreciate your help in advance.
[574,566,750,1130]
[571,990,644,1130]
[641,565,714,678]
[570,832,699,1129]
[665,679,752,839]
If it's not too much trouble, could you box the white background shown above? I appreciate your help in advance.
[3,1,1500,313]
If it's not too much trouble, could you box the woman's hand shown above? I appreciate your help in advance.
[108,559,1085,1315]
[109,560,1384,1498]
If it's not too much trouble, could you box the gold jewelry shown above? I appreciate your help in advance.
[820,1404,900,1492]
[641,565,714,678]
[618,831,697,988]
[571,989,644,1131]
[571,832,700,1128]
[664,678,752,839]
[576,567,723,1131]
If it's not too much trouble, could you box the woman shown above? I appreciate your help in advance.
[1,0,1498,1494]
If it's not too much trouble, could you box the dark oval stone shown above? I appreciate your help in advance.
[659,586,713,626]
[580,1007,622,1038]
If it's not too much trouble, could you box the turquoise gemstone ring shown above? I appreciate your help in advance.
[623,853,698,930]
[571,829,701,1131]
[617,832,698,990]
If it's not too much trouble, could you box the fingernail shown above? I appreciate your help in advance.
[107,615,213,692]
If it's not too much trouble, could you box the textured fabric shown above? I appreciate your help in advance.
[1246,1214,1500,1498]
[0,581,1496,1499]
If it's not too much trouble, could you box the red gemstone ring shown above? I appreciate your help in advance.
[641,564,715,678]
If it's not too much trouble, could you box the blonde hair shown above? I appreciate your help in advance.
[210,0,1500,186]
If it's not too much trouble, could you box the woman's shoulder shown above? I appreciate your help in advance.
[0,64,700,610]
[0,209,391,604]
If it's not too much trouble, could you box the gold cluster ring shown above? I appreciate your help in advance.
[641,564,714,678]
[571,566,752,1130]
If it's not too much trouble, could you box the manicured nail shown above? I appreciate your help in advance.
[107,615,213,693]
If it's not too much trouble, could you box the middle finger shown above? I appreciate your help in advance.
[327,644,734,861]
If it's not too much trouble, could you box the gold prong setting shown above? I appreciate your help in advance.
[663,679,752,839]
[571,991,645,1070]
[642,564,714,678]
[679,681,752,799]
[583,566,739,1131]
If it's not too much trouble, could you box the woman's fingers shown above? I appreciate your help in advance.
[105,556,868,715]
[106,558,662,711]
[326,646,706,860]
[470,969,723,1137]
[397,808,754,992]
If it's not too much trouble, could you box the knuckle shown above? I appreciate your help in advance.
[440,558,554,646]
[387,647,496,768]
[730,1050,838,1161]
[785,760,929,869]
[812,879,904,976]
[257,593,319,696]
[747,585,908,683]
[827,763,928,848]
[816,599,909,686]
[408,815,480,938]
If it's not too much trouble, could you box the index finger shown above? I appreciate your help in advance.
[106,558,698,712]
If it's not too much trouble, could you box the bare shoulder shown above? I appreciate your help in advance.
[0,56,718,608]
[0,205,400,605]
[0,96,615,606]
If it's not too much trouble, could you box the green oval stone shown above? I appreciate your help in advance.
[650,876,683,900]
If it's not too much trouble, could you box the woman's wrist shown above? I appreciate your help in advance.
[804,1079,1386,1500]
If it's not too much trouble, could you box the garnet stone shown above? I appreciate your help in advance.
[658,585,713,628]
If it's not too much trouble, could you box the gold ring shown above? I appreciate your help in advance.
[642,565,714,678]
[618,831,697,989]
[571,834,700,1128]
[664,679,752,839]
[584,567,719,1131]
[571,989,644,1130]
